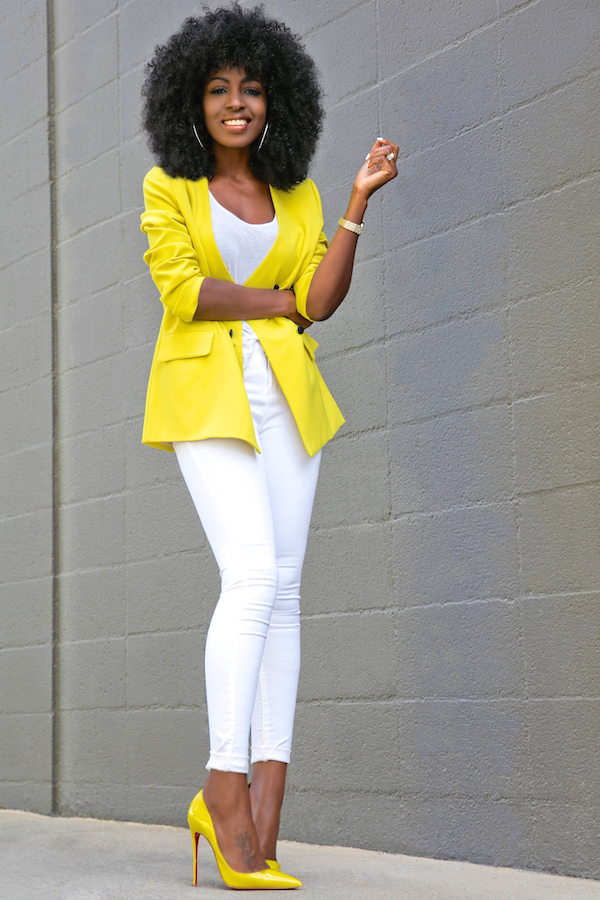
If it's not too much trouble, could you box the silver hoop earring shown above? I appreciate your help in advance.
[257,121,269,153]
[192,124,207,151]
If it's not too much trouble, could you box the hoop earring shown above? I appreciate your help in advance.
[257,121,269,153]
[192,124,207,151]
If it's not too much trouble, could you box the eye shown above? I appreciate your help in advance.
[245,87,261,96]
[210,86,226,94]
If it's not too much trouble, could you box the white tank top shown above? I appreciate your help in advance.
[208,190,278,345]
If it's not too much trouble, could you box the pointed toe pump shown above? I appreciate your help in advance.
[188,790,302,890]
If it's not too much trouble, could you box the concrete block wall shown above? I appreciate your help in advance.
[0,0,54,815]
[1,0,599,880]
[292,0,600,877]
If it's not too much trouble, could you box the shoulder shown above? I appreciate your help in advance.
[143,167,209,209]
[143,165,172,190]
[273,178,324,219]
[142,166,176,207]
[143,165,209,192]
[288,178,322,203]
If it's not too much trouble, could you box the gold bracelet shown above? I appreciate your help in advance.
[338,216,364,235]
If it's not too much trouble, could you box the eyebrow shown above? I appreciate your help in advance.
[207,75,261,85]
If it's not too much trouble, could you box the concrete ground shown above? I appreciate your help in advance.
[1,809,599,900]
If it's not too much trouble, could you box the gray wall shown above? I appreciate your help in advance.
[1,0,600,880]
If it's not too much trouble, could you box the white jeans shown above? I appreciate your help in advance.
[173,326,321,773]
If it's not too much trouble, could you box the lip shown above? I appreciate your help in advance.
[221,118,252,132]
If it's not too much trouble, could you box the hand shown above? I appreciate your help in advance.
[282,289,312,328]
[285,309,312,329]
[351,137,398,201]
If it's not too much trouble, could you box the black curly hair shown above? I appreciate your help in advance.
[141,3,324,190]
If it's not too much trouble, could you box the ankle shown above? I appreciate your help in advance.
[254,815,280,860]
[204,770,248,810]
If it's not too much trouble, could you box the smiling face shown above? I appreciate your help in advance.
[201,65,267,151]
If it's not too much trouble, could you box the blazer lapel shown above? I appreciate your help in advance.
[244,185,302,289]
[193,178,233,283]
[181,177,308,291]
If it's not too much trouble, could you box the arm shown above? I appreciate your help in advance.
[305,138,399,322]
[193,278,297,321]
[141,168,301,323]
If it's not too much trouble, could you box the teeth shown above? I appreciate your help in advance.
[224,119,249,125]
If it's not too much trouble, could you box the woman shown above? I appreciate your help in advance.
[140,4,397,890]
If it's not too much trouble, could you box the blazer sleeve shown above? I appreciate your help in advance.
[140,167,205,324]
[293,180,329,323]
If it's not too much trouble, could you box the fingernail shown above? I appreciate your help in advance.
[377,136,384,141]
[365,153,370,160]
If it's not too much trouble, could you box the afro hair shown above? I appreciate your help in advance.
[141,3,324,190]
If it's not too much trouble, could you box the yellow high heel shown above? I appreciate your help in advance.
[188,790,301,890]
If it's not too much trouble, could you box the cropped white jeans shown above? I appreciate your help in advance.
[173,327,321,773]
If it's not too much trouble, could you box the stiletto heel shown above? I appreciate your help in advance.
[192,828,200,886]
[188,790,301,890]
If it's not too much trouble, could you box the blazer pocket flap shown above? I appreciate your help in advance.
[157,331,214,361]
[302,332,319,359]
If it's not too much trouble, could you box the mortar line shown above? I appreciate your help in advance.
[299,0,372,40]
[0,246,51,274]
[0,117,50,153]
[45,0,60,818]
[513,377,600,403]
[515,476,600,500]
[0,307,63,339]
[52,6,118,52]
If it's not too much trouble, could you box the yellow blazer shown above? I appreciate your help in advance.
[140,166,345,455]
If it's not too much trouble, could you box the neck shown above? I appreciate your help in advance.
[212,145,256,183]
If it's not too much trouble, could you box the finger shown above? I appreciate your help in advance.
[368,154,399,170]
[366,141,398,161]
[366,145,392,163]
[365,141,383,161]
[364,160,396,179]
[366,148,397,169]
[368,151,398,174]
[365,134,396,156]
[374,137,399,159]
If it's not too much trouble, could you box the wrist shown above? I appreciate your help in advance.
[262,286,292,317]
[345,190,368,226]
[283,288,296,317]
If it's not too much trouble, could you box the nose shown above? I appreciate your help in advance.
[226,89,244,110]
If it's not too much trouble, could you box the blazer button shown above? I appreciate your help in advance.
[297,325,304,334]
[274,284,279,290]
[229,329,233,337]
